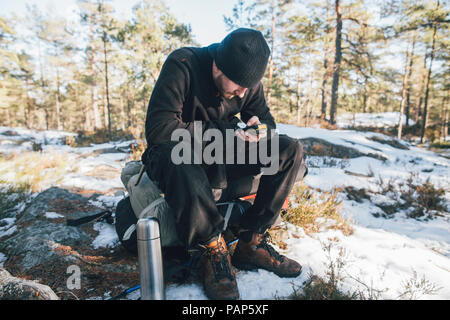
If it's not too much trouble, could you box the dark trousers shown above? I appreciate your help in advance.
[142,134,305,248]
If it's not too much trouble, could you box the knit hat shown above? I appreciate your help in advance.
[208,28,270,88]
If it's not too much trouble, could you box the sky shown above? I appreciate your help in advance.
[0,0,235,46]
[1,0,440,78]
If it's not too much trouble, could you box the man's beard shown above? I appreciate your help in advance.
[213,73,235,100]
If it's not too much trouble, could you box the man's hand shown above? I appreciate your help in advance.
[235,116,267,142]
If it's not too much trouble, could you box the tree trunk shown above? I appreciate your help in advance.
[126,85,132,128]
[56,66,62,131]
[439,92,448,141]
[320,1,331,120]
[398,34,413,140]
[444,96,449,141]
[415,43,429,122]
[363,90,367,114]
[103,88,108,130]
[119,93,126,131]
[25,77,33,129]
[103,31,112,138]
[320,57,329,120]
[405,32,417,126]
[329,0,342,125]
[296,70,302,125]
[76,84,87,132]
[420,24,437,144]
[44,108,49,131]
[266,3,275,106]
[90,14,102,130]
[305,57,314,127]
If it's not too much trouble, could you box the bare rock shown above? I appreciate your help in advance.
[300,137,387,161]
[0,187,139,300]
[0,268,59,300]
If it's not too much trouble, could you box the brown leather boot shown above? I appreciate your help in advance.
[232,232,302,278]
[200,235,239,300]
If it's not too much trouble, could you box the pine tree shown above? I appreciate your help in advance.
[224,0,292,106]
[78,0,104,130]
[0,16,20,126]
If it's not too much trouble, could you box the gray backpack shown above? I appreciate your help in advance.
[119,161,181,247]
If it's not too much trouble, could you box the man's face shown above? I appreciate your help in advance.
[212,61,248,100]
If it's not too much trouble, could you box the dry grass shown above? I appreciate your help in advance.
[287,240,440,300]
[430,140,450,149]
[129,140,147,161]
[282,183,353,236]
[289,241,356,300]
[0,151,79,192]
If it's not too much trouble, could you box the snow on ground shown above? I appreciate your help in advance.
[92,222,120,249]
[0,126,77,154]
[336,112,416,128]
[44,212,65,219]
[0,117,449,300]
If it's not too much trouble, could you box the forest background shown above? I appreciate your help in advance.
[0,0,448,145]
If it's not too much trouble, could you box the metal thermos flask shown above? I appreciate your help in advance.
[137,218,165,300]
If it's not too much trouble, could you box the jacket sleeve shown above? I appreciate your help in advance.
[145,53,195,146]
[240,82,276,131]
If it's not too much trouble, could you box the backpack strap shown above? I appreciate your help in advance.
[222,202,234,231]
[216,201,236,232]
[66,210,113,227]
[134,164,146,187]
[122,224,137,241]
[138,197,166,219]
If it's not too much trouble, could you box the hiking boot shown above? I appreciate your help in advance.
[200,235,239,300]
[232,232,302,278]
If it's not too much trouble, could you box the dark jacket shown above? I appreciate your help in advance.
[143,46,276,188]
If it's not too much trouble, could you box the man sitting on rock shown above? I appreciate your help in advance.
[142,28,304,300]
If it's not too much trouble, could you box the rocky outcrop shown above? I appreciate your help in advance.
[0,268,59,300]
[300,137,387,161]
[0,187,139,300]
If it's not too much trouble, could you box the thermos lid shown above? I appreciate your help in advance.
[137,218,160,240]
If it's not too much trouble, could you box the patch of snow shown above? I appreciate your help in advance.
[92,222,119,249]
[0,126,77,146]
[0,218,16,231]
[45,212,64,219]
[336,112,416,128]
[89,194,123,209]
[0,225,17,238]
[0,252,6,267]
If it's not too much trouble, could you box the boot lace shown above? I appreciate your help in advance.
[257,232,285,263]
[204,240,234,281]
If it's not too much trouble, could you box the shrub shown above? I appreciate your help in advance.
[360,172,448,220]
[397,270,442,300]
[289,241,356,300]
[400,174,446,219]
[127,140,147,161]
[430,140,450,149]
[282,183,353,236]
[73,129,135,147]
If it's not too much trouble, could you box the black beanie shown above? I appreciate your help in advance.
[208,28,270,88]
